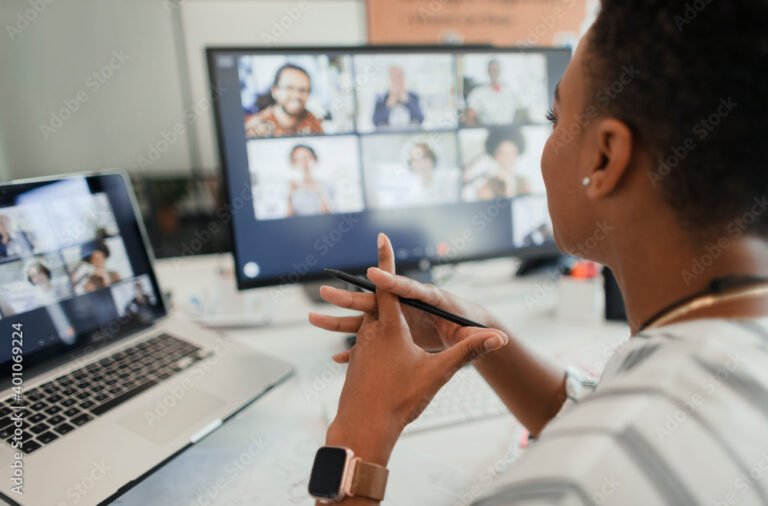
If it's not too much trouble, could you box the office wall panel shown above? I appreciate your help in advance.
[0,0,365,179]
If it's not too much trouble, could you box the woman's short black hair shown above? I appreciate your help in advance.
[587,0,768,238]
[485,127,526,157]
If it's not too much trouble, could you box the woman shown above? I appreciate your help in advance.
[71,241,121,293]
[26,260,71,305]
[286,144,333,217]
[406,142,460,206]
[309,1,768,504]
[462,127,531,201]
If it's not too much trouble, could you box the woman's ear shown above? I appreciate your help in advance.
[585,118,634,199]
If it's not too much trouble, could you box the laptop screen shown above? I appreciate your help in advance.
[0,173,166,383]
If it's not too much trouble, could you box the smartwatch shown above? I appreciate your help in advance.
[308,446,389,503]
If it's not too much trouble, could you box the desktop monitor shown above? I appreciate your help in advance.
[207,46,570,289]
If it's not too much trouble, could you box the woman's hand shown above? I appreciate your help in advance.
[322,234,509,466]
[309,244,494,356]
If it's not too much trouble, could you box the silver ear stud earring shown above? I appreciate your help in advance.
[582,177,591,187]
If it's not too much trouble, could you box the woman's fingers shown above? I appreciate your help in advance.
[438,328,509,373]
[377,232,396,274]
[308,312,364,333]
[375,233,401,319]
[331,350,351,364]
[367,267,446,307]
[319,285,376,312]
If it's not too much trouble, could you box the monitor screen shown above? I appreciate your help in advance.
[0,173,166,383]
[208,46,570,289]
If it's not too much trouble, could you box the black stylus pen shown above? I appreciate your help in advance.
[324,268,488,328]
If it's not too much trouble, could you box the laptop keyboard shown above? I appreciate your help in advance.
[1,333,207,455]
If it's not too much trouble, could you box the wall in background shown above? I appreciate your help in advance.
[0,0,365,179]
[368,0,595,46]
[0,0,190,178]
[0,123,8,180]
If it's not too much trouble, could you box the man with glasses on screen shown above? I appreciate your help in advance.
[245,63,324,137]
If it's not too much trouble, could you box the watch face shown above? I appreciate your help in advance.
[308,447,349,499]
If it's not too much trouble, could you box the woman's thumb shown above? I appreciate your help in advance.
[439,329,508,371]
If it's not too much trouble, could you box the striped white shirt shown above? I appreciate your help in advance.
[474,317,768,506]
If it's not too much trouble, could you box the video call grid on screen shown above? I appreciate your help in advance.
[0,175,165,374]
[208,46,569,288]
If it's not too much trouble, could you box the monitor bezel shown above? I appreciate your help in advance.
[206,44,570,290]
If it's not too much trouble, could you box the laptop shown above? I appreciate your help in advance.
[0,172,293,505]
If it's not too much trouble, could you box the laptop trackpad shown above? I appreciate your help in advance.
[118,388,226,445]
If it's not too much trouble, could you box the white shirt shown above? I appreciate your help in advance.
[474,317,768,505]
[466,84,519,125]
[413,169,460,206]
[372,166,460,209]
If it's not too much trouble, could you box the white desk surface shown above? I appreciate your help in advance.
[113,254,630,506]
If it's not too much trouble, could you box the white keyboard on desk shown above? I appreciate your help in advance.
[321,366,511,435]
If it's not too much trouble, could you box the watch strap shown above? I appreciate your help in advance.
[350,459,389,501]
